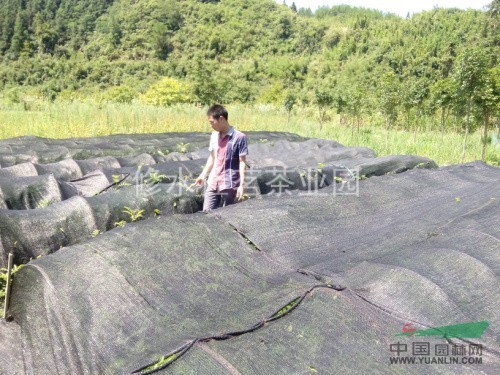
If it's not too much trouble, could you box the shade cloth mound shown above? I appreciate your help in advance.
[165,289,500,375]
[0,161,498,374]
[0,184,203,266]
[0,132,307,166]
[214,162,500,353]
[0,174,62,210]
[2,215,317,374]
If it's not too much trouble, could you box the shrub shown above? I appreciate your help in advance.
[103,86,137,103]
[140,77,193,106]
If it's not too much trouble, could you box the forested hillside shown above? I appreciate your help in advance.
[0,0,498,134]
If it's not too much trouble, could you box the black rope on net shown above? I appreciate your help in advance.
[131,284,341,374]
[296,269,347,291]
[97,173,130,195]
[132,340,196,375]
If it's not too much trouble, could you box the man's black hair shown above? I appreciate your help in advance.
[207,104,228,121]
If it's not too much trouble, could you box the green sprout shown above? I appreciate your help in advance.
[91,229,101,238]
[176,142,189,153]
[123,206,144,222]
[148,171,168,184]
[114,221,126,228]
[36,199,51,209]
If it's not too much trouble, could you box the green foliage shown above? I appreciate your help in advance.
[36,199,51,209]
[114,220,126,228]
[123,206,144,222]
[147,170,168,184]
[91,229,102,237]
[176,142,190,153]
[112,173,131,187]
[103,86,137,103]
[272,297,301,319]
[1,263,26,311]
[143,352,179,372]
[0,0,497,160]
[140,77,192,106]
[378,71,400,127]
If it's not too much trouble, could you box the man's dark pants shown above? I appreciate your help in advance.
[203,188,238,211]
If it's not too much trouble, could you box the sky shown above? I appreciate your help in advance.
[277,0,488,17]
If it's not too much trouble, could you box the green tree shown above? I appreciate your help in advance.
[402,77,429,140]
[342,84,366,135]
[475,67,499,160]
[378,71,401,144]
[190,55,229,105]
[314,85,334,130]
[9,10,30,58]
[452,49,488,162]
[430,78,456,139]
[283,90,297,123]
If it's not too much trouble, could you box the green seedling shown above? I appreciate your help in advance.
[36,199,50,208]
[148,171,168,184]
[112,174,131,187]
[114,221,126,228]
[176,142,189,153]
[123,206,144,222]
[334,176,345,183]
[1,263,26,310]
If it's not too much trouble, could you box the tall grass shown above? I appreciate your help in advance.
[0,100,498,166]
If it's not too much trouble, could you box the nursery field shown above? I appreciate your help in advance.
[0,0,498,373]
[0,129,498,374]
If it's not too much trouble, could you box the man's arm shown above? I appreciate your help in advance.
[236,155,246,200]
[195,150,215,186]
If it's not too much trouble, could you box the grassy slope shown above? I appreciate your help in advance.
[1,101,497,166]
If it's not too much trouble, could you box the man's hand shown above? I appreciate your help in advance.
[236,185,245,200]
[195,176,205,186]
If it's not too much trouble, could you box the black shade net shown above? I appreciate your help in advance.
[0,133,497,375]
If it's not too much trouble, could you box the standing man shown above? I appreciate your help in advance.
[195,104,248,211]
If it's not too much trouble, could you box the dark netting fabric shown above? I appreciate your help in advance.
[0,175,62,210]
[0,196,95,264]
[4,215,317,374]
[0,133,497,374]
[104,159,206,185]
[0,320,23,374]
[117,153,157,167]
[324,154,438,177]
[76,156,122,175]
[0,162,38,178]
[246,139,377,168]
[34,159,83,181]
[0,132,307,166]
[87,183,203,232]
[0,184,203,266]
[58,170,111,199]
[165,289,500,375]
[0,161,497,374]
